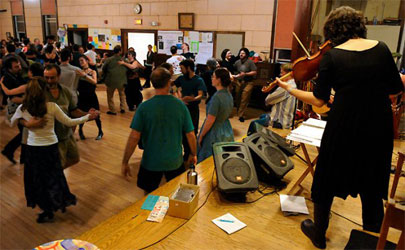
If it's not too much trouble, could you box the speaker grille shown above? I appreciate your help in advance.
[222,158,251,184]
[264,146,288,168]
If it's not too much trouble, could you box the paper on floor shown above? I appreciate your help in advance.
[212,213,246,234]
[280,194,309,215]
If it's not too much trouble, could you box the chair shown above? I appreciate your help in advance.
[376,151,405,249]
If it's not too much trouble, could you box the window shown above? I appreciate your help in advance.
[42,15,57,38]
[41,0,58,40]
[10,0,26,40]
[13,15,26,40]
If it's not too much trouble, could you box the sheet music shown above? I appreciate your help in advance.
[287,119,326,147]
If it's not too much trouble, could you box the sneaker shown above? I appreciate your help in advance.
[106,111,117,115]
[120,109,125,114]
[239,117,245,122]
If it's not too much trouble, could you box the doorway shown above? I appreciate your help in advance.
[122,30,156,65]
[67,28,88,47]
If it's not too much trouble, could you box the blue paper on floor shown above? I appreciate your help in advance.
[141,195,160,211]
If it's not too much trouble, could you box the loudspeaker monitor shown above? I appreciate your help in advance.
[212,142,259,194]
[247,122,295,156]
[243,133,294,182]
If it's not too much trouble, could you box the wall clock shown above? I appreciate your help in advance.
[134,3,142,14]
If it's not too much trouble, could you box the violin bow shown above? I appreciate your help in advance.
[292,32,311,57]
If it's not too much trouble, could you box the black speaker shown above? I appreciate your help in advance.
[247,122,295,156]
[213,142,259,194]
[243,133,294,182]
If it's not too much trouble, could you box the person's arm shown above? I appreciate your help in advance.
[198,114,216,146]
[183,90,203,103]
[70,107,99,121]
[118,60,144,70]
[52,103,90,126]
[0,76,26,95]
[77,69,97,85]
[19,117,47,128]
[275,78,325,107]
[10,96,23,104]
[122,129,141,178]
[185,131,197,166]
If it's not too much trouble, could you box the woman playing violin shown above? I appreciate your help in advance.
[275,6,403,249]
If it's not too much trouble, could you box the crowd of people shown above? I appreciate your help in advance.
[1,6,404,250]
[1,33,260,223]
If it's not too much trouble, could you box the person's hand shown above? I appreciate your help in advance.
[275,77,290,90]
[328,95,334,105]
[76,69,86,77]
[121,163,132,180]
[88,109,100,120]
[186,155,197,167]
[117,60,125,65]
[25,117,47,128]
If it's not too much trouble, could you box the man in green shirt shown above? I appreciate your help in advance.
[102,45,128,115]
[122,67,197,193]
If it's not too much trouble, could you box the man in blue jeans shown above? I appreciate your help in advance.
[122,67,197,193]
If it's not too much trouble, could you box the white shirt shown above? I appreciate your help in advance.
[11,102,89,146]
[166,55,185,75]
[265,79,297,129]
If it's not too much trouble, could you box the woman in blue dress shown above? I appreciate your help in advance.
[197,68,234,163]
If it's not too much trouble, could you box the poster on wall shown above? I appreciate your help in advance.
[88,28,121,50]
[157,31,184,55]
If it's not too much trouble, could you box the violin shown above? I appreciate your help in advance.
[262,40,333,93]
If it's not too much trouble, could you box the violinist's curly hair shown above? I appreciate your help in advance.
[323,6,367,46]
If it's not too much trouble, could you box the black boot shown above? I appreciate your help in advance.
[36,211,54,223]
[96,131,103,140]
[78,127,86,140]
[301,202,330,249]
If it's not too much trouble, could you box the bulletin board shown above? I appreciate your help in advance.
[157,30,214,65]
[157,30,184,55]
[88,28,121,50]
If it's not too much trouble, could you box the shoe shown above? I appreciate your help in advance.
[95,132,103,140]
[79,130,86,140]
[272,121,283,129]
[1,150,16,164]
[106,111,117,115]
[120,109,125,114]
[301,219,326,249]
[239,117,245,122]
[36,211,54,223]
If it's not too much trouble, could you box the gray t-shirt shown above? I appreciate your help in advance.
[59,63,81,106]
[234,59,257,82]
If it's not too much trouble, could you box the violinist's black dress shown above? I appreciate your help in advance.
[312,41,403,203]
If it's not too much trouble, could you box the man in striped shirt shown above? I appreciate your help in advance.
[265,63,296,129]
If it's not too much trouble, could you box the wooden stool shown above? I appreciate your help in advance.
[376,202,404,250]
[376,151,405,249]
[390,151,404,199]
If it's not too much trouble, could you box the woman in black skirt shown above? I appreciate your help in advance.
[276,6,403,249]
[76,55,103,140]
[10,77,90,223]
[118,51,145,111]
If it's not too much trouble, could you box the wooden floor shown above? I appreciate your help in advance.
[0,84,404,249]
